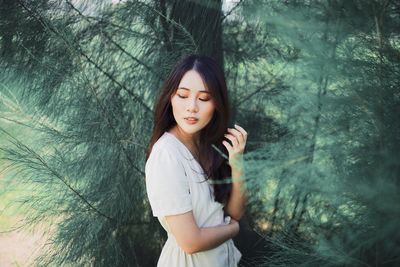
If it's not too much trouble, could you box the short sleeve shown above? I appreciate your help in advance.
[145,146,192,217]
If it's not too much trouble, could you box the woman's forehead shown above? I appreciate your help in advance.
[178,70,209,92]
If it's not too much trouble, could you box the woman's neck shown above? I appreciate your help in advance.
[169,126,200,157]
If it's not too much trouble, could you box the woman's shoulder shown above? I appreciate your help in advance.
[152,132,178,151]
[145,133,187,177]
[147,132,181,162]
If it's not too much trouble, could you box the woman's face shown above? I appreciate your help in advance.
[170,70,215,136]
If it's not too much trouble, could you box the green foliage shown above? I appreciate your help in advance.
[236,0,400,266]
[0,0,399,266]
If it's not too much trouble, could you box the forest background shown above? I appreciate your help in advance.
[0,0,399,266]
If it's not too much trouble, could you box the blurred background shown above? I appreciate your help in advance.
[0,0,399,266]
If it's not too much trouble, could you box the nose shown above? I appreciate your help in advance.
[186,97,199,113]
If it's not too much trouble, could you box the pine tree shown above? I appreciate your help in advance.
[238,0,400,266]
[2,0,398,266]
[1,0,271,266]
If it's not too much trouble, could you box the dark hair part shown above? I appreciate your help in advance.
[146,54,232,205]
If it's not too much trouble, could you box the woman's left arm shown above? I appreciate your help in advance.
[222,124,248,221]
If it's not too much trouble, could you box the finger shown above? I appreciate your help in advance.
[227,128,244,142]
[234,124,248,139]
[222,140,233,154]
[224,133,239,146]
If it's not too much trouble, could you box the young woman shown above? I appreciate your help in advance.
[145,54,248,267]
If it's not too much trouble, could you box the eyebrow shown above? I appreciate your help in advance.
[178,87,210,94]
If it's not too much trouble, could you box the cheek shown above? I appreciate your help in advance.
[170,96,181,111]
[203,103,215,118]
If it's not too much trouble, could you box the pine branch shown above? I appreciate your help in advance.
[65,0,162,81]
[135,0,198,51]
[0,126,116,223]
[81,75,146,177]
[236,63,287,107]
[17,0,153,114]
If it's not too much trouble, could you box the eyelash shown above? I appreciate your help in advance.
[177,94,210,102]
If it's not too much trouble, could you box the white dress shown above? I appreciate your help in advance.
[145,131,242,267]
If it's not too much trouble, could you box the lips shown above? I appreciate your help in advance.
[185,117,199,124]
[185,117,198,121]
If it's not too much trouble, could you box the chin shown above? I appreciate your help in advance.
[178,123,204,135]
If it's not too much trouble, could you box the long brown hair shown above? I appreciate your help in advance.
[146,54,232,205]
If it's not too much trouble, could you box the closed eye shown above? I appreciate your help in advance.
[177,95,210,101]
